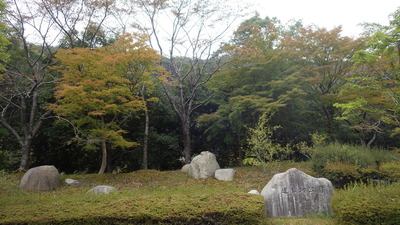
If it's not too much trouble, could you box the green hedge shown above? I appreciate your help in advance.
[311,143,398,174]
[310,143,400,187]
[0,193,266,225]
[322,162,400,188]
[332,182,400,225]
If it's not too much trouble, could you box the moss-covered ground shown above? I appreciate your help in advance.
[0,162,335,224]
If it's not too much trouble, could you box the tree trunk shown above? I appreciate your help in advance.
[19,142,32,172]
[182,116,191,164]
[322,105,335,140]
[366,132,377,148]
[142,102,149,170]
[237,134,244,166]
[98,140,107,174]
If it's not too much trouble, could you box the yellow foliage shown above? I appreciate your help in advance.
[51,33,162,148]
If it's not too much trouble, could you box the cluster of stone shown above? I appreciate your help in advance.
[19,157,335,218]
[19,165,118,195]
[181,151,236,181]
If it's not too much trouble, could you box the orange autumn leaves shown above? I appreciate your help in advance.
[49,33,164,148]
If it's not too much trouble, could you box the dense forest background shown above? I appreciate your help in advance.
[0,0,399,174]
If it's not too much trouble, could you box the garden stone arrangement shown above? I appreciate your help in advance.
[186,151,220,179]
[261,168,334,218]
[19,165,60,191]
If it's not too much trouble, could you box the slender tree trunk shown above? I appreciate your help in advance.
[142,92,149,170]
[322,105,335,140]
[98,140,107,174]
[366,132,377,148]
[182,116,191,164]
[237,134,244,166]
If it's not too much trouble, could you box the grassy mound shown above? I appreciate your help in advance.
[1,168,268,224]
[0,162,333,224]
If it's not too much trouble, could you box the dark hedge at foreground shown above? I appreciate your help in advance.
[0,169,270,225]
[1,193,265,225]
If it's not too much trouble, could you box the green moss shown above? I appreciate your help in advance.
[6,161,399,224]
[1,167,269,225]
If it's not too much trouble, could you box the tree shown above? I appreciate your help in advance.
[115,34,165,170]
[0,0,126,171]
[0,0,62,171]
[0,0,8,69]
[196,16,288,165]
[39,0,117,48]
[280,26,364,140]
[134,0,245,163]
[334,8,400,146]
[51,34,161,174]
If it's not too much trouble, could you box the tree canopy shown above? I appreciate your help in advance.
[0,1,399,173]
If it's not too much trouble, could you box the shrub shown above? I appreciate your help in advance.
[246,113,292,166]
[381,162,400,182]
[311,143,400,187]
[332,182,400,225]
[311,143,398,175]
[322,162,390,188]
[323,162,361,188]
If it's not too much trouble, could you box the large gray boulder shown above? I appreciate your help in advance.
[215,168,235,181]
[261,168,334,218]
[86,185,118,194]
[19,165,60,191]
[188,151,220,179]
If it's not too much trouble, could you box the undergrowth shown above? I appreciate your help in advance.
[332,182,400,225]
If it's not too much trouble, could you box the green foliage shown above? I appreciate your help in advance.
[381,162,400,182]
[332,182,400,225]
[296,132,327,160]
[246,113,292,165]
[311,143,398,175]
[0,0,10,71]
[323,161,400,188]
[335,7,400,141]
[310,142,400,187]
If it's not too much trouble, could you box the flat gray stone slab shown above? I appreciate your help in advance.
[261,168,334,218]
[215,168,235,181]
[86,185,118,194]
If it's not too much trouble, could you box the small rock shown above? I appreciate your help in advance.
[65,178,78,184]
[65,178,80,187]
[248,190,260,195]
[86,185,118,194]
[215,168,235,181]
[181,164,190,173]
